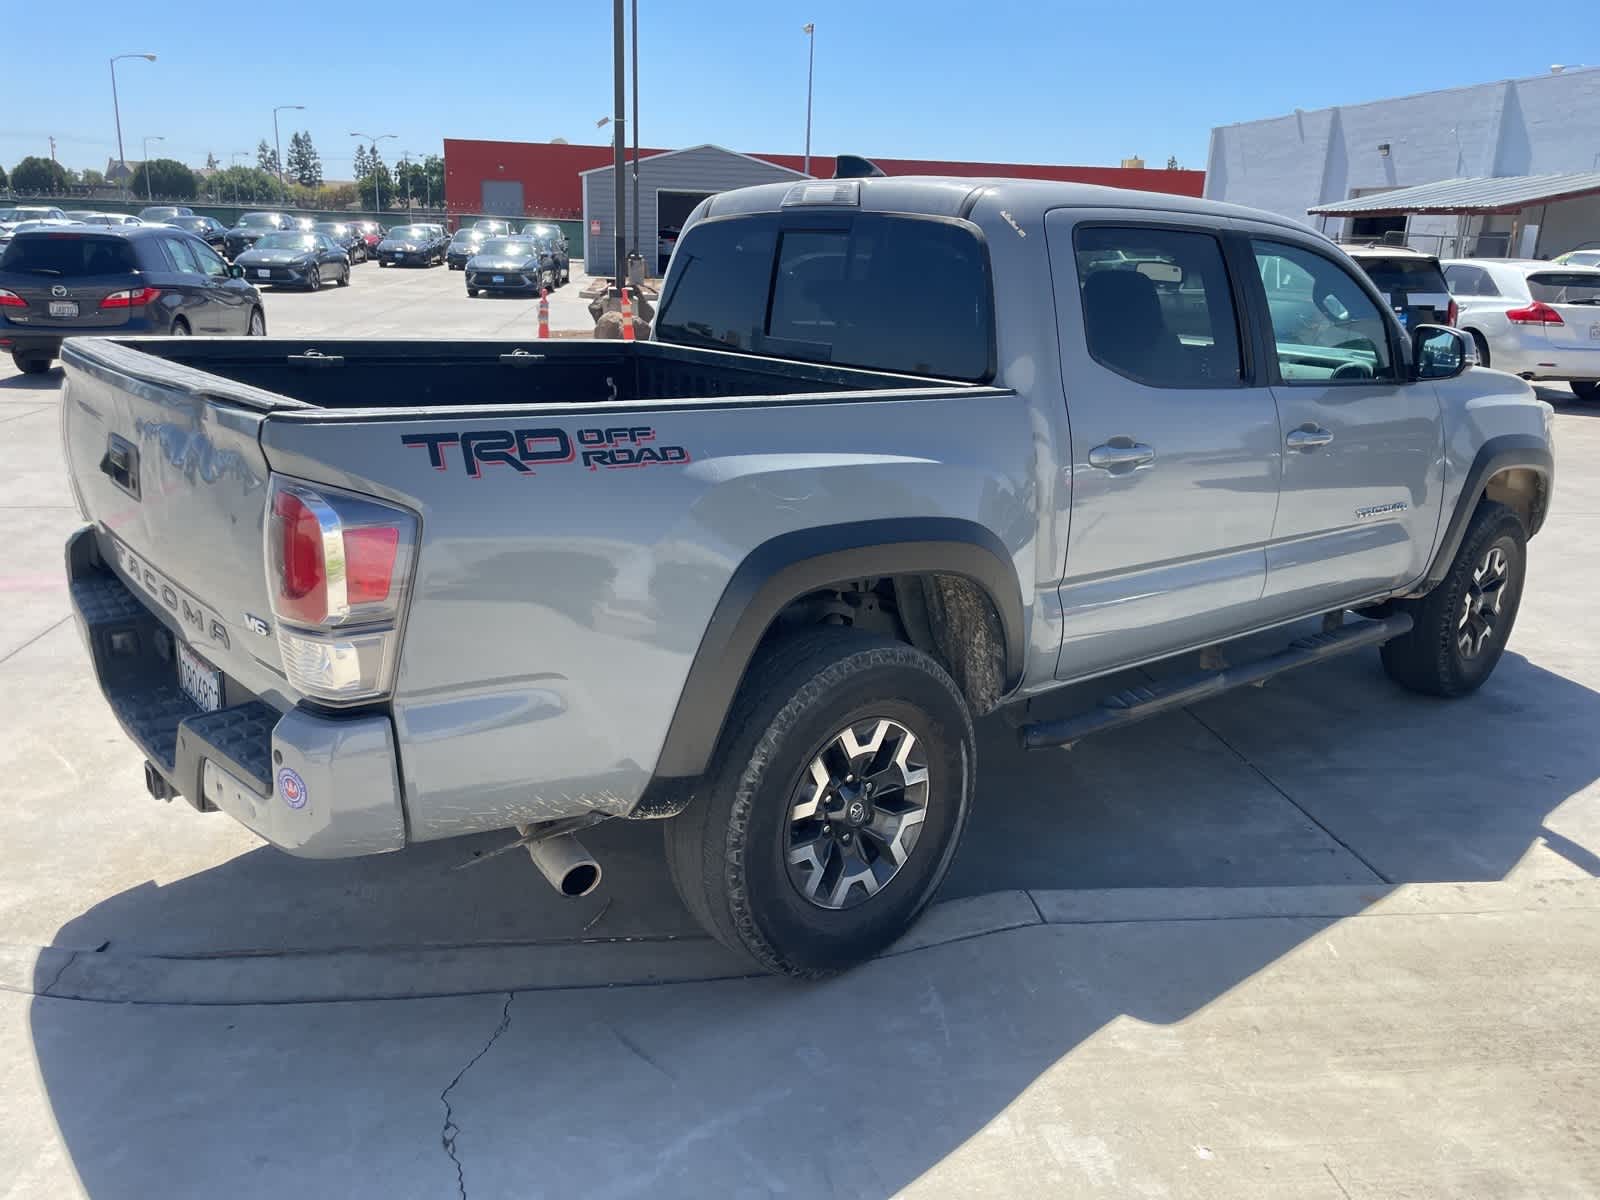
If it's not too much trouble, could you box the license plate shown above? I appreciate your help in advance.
[257,268,271,279]
[395,254,405,261]
[178,641,223,713]
[49,300,78,318]
[492,274,505,284]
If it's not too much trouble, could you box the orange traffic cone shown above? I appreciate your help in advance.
[619,286,635,342]
[538,289,550,339]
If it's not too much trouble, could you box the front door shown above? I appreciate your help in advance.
[1045,213,1283,681]
[1244,235,1443,616]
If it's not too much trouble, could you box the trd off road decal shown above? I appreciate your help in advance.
[401,426,691,478]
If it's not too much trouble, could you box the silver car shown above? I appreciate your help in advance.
[1443,258,1600,400]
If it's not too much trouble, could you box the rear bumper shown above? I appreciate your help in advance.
[66,526,406,859]
[2,316,157,356]
[1481,330,1600,381]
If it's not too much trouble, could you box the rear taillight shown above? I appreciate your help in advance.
[1446,299,1458,326]
[100,286,161,309]
[1505,301,1563,325]
[0,289,24,308]
[266,478,416,702]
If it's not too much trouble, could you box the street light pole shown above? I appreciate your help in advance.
[141,135,164,202]
[109,53,157,195]
[630,0,639,271]
[272,104,304,192]
[803,23,815,176]
[350,132,398,215]
[611,0,626,285]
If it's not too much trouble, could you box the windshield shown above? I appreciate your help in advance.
[315,224,347,236]
[1528,273,1600,305]
[474,221,509,232]
[1355,256,1448,296]
[477,240,532,256]
[0,208,55,222]
[174,217,209,231]
[239,214,284,228]
[388,226,429,240]
[452,230,484,243]
[0,235,138,276]
[254,233,317,251]
[657,214,994,380]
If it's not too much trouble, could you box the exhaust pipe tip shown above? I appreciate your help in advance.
[522,830,604,899]
[558,860,602,898]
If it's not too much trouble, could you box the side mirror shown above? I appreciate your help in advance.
[227,263,245,279]
[1412,324,1471,381]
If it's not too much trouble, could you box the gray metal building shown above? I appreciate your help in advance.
[581,144,807,277]
[1206,67,1600,257]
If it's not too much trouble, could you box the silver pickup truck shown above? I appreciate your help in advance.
[60,176,1553,976]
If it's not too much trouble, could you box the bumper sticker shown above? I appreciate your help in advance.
[277,767,308,809]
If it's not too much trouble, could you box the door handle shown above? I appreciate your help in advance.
[1087,440,1156,472]
[1286,426,1334,451]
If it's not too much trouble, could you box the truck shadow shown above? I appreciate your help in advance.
[26,645,1600,1197]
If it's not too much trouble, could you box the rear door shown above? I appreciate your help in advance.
[158,234,220,332]
[1243,234,1443,614]
[1526,269,1600,363]
[0,232,147,333]
[190,236,253,331]
[1044,213,1282,680]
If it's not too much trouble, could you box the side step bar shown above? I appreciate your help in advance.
[1018,613,1413,751]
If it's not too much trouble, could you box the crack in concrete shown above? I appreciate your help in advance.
[439,991,514,1200]
[38,950,77,996]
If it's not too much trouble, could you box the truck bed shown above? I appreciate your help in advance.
[63,336,972,412]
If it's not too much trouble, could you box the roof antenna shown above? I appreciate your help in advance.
[833,154,885,179]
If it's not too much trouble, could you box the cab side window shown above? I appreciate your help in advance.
[1074,226,1242,389]
[1252,240,1395,383]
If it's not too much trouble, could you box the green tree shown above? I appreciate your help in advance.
[129,158,199,200]
[358,160,394,211]
[0,162,7,189]
[208,165,282,205]
[80,167,106,187]
[287,130,322,187]
[256,139,280,177]
[205,151,219,172]
[1166,155,1179,170]
[11,155,69,193]
[352,143,371,181]
[396,154,444,209]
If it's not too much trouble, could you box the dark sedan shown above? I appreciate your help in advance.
[446,227,487,269]
[166,215,230,253]
[520,223,571,286]
[0,226,263,374]
[234,232,351,290]
[464,237,562,296]
[315,221,367,263]
[351,220,386,257]
[376,224,447,267]
[471,218,514,238]
[224,211,301,259]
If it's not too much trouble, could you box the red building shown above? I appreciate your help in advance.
[443,138,1204,220]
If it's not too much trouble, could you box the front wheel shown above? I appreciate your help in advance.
[466,287,478,297]
[664,629,975,977]
[247,307,266,336]
[307,265,321,292]
[337,262,351,287]
[1571,381,1600,402]
[1381,500,1526,697]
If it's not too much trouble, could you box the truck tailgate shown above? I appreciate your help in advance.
[61,341,287,702]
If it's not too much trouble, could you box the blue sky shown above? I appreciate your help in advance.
[3,1,1590,179]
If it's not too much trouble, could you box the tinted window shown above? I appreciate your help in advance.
[238,213,282,228]
[1444,264,1500,297]
[165,236,204,274]
[1074,226,1242,388]
[1355,255,1448,296]
[1527,273,1600,305]
[1253,239,1394,383]
[191,239,229,278]
[0,235,138,277]
[658,215,993,380]
[255,234,318,251]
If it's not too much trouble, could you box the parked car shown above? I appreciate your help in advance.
[234,231,351,290]
[1443,258,1600,400]
[445,227,486,269]
[351,220,386,257]
[0,217,79,246]
[375,223,447,266]
[464,237,562,295]
[55,177,1552,977]
[290,215,317,233]
[224,212,300,259]
[471,218,513,237]
[0,206,67,237]
[1342,245,1457,330]
[520,227,570,286]
[0,225,262,374]
[314,221,367,263]
[1552,248,1600,269]
[138,205,194,222]
[165,215,230,252]
[66,211,143,227]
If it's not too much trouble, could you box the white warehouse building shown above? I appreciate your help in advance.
[1205,67,1600,258]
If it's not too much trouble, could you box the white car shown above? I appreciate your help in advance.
[1553,248,1600,269]
[1442,258,1600,401]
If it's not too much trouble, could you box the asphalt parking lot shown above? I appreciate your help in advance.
[2,284,1599,1196]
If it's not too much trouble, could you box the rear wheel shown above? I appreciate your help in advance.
[1381,500,1526,697]
[337,262,351,287]
[11,350,52,375]
[247,307,266,336]
[169,319,190,336]
[1469,330,1490,369]
[307,265,321,292]
[1571,381,1600,402]
[664,629,975,977]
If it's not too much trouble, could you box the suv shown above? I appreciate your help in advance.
[1443,258,1600,401]
[59,177,1552,976]
[1342,244,1456,330]
[0,226,263,373]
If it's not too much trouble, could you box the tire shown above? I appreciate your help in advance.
[663,628,975,977]
[466,287,478,297]
[337,262,351,287]
[247,307,266,336]
[1381,500,1526,697]
[11,350,52,374]
[1571,381,1600,402]
[169,319,189,336]
[307,265,321,292]
[1469,330,1490,369]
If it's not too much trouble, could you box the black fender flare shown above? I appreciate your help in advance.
[649,517,1025,782]
[1415,433,1552,593]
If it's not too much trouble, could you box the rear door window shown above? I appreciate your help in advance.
[1527,273,1600,305]
[165,236,204,275]
[0,235,138,277]
[657,214,994,380]
[1444,264,1500,297]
